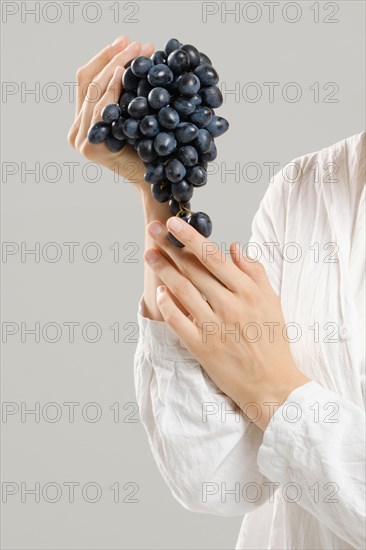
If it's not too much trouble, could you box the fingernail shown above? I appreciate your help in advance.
[141,42,153,50]
[167,217,183,232]
[148,222,163,236]
[157,285,165,294]
[145,249,159,262]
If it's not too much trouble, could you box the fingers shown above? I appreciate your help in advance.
[77,42,154,147]
[88,40,154,104]
[76,41,142,144]
[71,65,125,154]
[144,248,214,324]
[90,39,156,125]
[90,65,124,127]
[86,40,141,102]
[71,41,154,149]
[147,220,232,312]
[166,216,255,293]
[70,36,132,147]
[156,285,201,349]
[89,42,154,104]
[229,242,272,291]
[75,35,130,117]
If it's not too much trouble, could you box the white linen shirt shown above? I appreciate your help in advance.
[133,131,366,549]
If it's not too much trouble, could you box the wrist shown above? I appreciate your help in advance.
[258,373,311,431]
[140,188,171,223]
[235,371,311,432]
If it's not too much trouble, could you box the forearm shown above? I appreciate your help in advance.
[134,325,270,516]
[139,188,171,320]
[138,185,189,321]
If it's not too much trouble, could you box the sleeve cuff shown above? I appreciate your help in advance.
[136,294,198,361]
[256,380,325,483]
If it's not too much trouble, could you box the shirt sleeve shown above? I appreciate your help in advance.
[134,294,271,516]
[257,380,366,549]
[134,170,288,516]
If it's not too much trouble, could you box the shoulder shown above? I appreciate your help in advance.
[270,130,365,201]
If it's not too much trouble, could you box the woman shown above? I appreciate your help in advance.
[68,37,365,550]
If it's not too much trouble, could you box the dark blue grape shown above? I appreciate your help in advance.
[205,115,229,137]
[175,122,199,143]
[167,49,190,74]
[106,136,126,152]
[181,44,200,68]
[158,107,180,129]
[186,165,207,186]
[148,87,170,110]
[167,212,191,247]
[147,64,174,87]
[168,75,182,95]
[199,52,212,65]
[164,38,181,56]
[151,50,167,64]
[171,179,194,202]
[168,232,185,247]
[193,64,219,86]
[87,122,110,144]
[101,103,121,123]
[178,212,191,221]
[122,118,141,139]
[154,132,177,156]
[144,160,165,184]
[188,211,212,237]
[131,56,154,78]
[137,138,158,162]
[127,96,149,118]
[111,117,126,140]
[200,86,223,108]
[134,137,142,150]
[177,145,198,167]
[139,115,160,137]
[194,129,213,154]
[168,198,191,215]
[152,182,172,203]
[200,140,217,162]
[173,97,196,116]
[137,79,153,97]
[87,38,229,237]
[190,106,213,128]
[122,67,140,91]
[165,159,186,183]
[178,73,201,97]
[119,91,136,115]
[190,94,202,106]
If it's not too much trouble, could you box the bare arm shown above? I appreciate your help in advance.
[139,192,171,320]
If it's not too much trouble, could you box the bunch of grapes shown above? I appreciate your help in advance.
[87,37,229,247]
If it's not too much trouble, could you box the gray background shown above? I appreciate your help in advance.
[1,1,365,548]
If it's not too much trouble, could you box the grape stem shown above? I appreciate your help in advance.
[176,204,192,216]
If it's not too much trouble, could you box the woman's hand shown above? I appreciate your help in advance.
[68,36,155,190]
[67,36,181,322]
[144,216,310,431]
